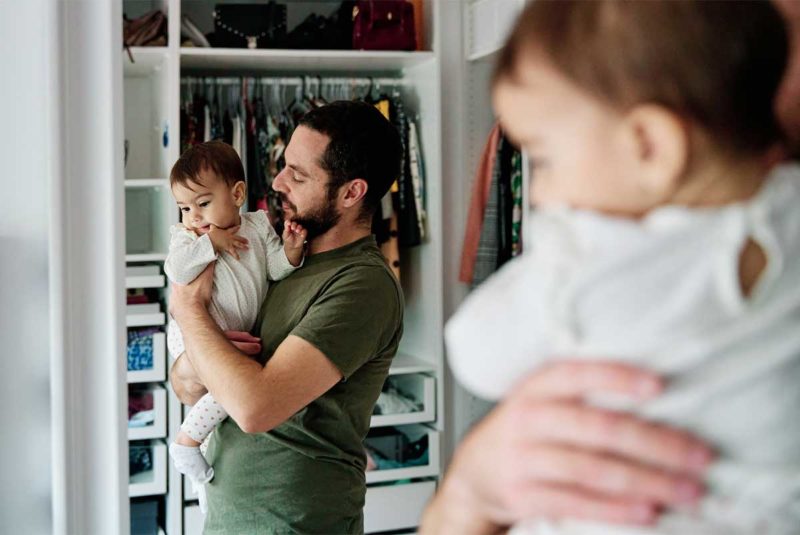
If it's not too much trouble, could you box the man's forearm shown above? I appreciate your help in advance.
[178,303,266,426]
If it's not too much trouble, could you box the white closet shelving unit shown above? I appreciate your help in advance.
[122,1,181,534]
[437,0,532,448]
[122,1,444,533]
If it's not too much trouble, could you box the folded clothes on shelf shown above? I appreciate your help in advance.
[129,410,155,428]
[364,427,429,471]
[373,384,421,415]
[128,390,155,427]
[127,327,160,371]
[129,445,153,477]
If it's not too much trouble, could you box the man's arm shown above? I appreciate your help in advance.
[420,362,713,534]
[170,264,343,433]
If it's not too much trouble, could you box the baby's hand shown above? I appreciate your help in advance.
[283,221,307,267]
[207,224,249,260]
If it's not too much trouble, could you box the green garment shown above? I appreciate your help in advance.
[203,235,404,535]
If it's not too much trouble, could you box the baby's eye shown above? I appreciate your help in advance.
[180,207,190,212]
[199,201,210,208]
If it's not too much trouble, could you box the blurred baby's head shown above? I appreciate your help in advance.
[493,0,788,216]
[169,141,246,233]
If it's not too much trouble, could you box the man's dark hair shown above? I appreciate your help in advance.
[170,140,245,189]
[494,0,788,155]
[297,100,402,221]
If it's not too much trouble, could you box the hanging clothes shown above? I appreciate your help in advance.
[460,124,523,286]
[203,104,211,142]
[471,135,507,287]
[459,124,501,284]
[510,151,523,257]
[496,135,516,267]
[374,97,401,279]
[408,120,426,241]
[390,95,422,248]
[180,76,425,275]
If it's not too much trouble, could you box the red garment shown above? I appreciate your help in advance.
[458,124,502,284]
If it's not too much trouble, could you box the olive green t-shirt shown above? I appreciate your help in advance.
[203,236,404,535]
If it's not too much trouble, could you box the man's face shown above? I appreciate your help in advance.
[272,126,342,239]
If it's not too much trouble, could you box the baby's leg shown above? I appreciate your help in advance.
[169,393,228,485]
[180,392,229,442]
[166,319,185,360]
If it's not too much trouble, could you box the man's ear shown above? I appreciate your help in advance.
[341,178,368,208]
[232,181,247,207]
[622,104,689,198]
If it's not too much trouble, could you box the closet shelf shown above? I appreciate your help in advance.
[127,332,166,384]
[465,0,525,62]
[129,440,167,498]
[128,386,168,441]
[371,374,436,428]
[126,253,169,263]
[125,275,165,290]
[389,353,437,375]
[180,48,436,73]
[365,426,440,484]
[124,47,168,76]
[126,313,166,328]
[125,178,170,189]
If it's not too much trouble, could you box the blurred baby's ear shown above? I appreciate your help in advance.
[622,104,689,199]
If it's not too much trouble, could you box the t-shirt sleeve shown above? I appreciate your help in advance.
[291,266,403,380]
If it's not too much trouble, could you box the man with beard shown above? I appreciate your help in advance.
[168,101,405,534]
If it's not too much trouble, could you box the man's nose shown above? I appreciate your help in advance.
[272,170,287,192]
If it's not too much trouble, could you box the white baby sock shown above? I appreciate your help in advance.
[169,442,214,484]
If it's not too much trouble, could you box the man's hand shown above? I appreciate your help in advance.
[169,263,215,324]
[224,330,262,356]
[421,362,714,534]
[207,224,249,260]
[282,220,308,267]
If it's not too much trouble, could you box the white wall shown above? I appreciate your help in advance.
[0,1,57,532]
[0,1,128,533]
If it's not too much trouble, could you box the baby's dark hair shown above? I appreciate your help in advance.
[170,140,245,189]
[494,0,788,155]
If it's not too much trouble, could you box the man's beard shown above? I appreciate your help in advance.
[282,195,341,239]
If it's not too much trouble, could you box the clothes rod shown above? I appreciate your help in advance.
[181,76,411,86]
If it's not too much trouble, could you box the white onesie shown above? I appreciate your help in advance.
[165,210,297,442]
[446,164,800,534]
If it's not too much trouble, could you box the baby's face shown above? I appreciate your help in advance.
[172,170,241,234]
[493,56,659,217]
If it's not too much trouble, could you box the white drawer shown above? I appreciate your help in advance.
[126,303,166,327]
[365,425,440,484]
[126,264,166,289]
[371,374,436,427]
[127,331,166,383]
[184,474,198,500]
[128,385,167,440]
[183,504,204,534]
[364,480,436,533]
[129,440,167,497]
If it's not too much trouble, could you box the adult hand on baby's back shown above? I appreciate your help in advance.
[169,263,215,324]
[224,330,262,356]
[422,362,715,535]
